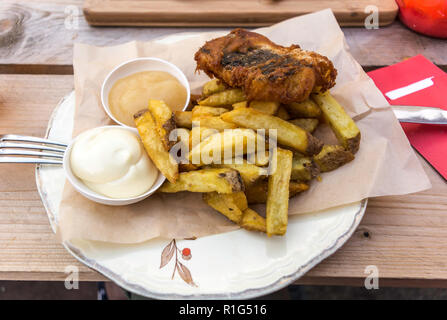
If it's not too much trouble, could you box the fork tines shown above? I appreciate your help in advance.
[0,134,66,165]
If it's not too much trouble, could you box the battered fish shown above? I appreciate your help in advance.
[194,29,337,104]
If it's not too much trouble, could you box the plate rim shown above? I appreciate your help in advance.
[36,91,367,300]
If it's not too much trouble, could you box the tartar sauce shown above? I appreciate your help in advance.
[70,127,158,199]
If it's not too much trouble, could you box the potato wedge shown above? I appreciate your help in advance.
[189,128,260,165]
[175,111,192,129]
[221,108,323,155]
[249,101,280,115]
[199,88,246,106]
[266,148,293,236]
[245,179,308,204]
[202,79,227,97]
[291,155,320,181]
[134,109,179,183]
[211,162,268,187]
[313,145,355,172]
[285,99,322,118]
[160,168,243,193]
[276,106,291,120]
[147,100,176,150]
[312,92,361,153]
[203,191,247,223]
[289,118,319,133]
[240,208,266,233]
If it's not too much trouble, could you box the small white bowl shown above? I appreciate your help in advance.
[63,125,166,206]
[101,57,191,130]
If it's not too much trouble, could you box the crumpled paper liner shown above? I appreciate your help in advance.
[57,9,431,243]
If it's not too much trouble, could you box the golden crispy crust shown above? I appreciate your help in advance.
[194,29,337,104]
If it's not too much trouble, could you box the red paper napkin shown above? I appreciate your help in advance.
[368,55,447,181]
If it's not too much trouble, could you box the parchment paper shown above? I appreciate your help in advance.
[57,9,431,243]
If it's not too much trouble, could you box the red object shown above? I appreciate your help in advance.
[367,55,447,180]
[396,0,447,38]
[181,248,191,260]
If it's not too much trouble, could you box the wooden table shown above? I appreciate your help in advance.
[1,0,447,287]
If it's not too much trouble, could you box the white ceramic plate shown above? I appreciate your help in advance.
[35,91,367,299]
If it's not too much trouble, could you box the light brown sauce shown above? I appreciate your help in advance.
[109,71,187,127]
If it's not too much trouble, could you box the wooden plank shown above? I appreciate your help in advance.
[0,74,98,281]
[304,158,447,283]
[1,73,447,285]
[0,1,446,72]
[297,277,447,288]
[343,27,447,68]
[83,0,398,27]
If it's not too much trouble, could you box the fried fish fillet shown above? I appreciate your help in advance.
[194,29,337,104]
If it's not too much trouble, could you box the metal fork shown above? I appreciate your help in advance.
[0,134,67,165]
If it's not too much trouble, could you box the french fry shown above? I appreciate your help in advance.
[288,180,310,196]
[240,208,266,233]
[211,162,268,187]
[230,191,249,211]
[313,145,354,172]
[188,128,260,165]
[266,148,293,236]
[160,168,244,193]
[199,88,246,106]
[192,116,238,131]
[179,163,199,172]
[174,111,192,129]
[188,94,202,108]
[192,106,229,118]
[203,191,247,223]
[232,101,248,109]
[189,126,218,150]
[245,179,308,204]
[312,92,361,153]
[191,106,236,131]
[171,127,190,142]
[285,99,322,118]
[134,109,179,183]
[289,118,319,133]
[147,100,176,150]
[221,108,323,155]
[202,79,227,97]
[276,106,291,120]
[291,155,320,181]
[169,127,190,167]
[245,151,270,167]
[249,101,280,115]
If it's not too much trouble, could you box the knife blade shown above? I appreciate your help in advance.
[391,105,447,125]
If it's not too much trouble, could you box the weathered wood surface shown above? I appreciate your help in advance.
[1,0,447,285]
[1,74,447,285]
[0,1,446,74]
[0,74,105,281]
[82,0,398,27]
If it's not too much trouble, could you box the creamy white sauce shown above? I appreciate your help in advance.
[70,127,158,198]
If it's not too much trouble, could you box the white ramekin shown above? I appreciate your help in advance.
[63,125,166,206]
[101,57,191,130]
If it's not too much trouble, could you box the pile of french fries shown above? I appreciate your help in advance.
[134,79,361,237]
